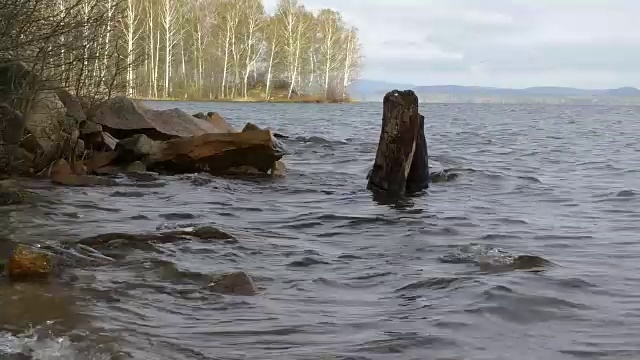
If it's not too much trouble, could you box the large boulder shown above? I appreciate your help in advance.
[23,90,67,157]
[92,96,226,140]
[0,62,70,161]
[146,129,286,175]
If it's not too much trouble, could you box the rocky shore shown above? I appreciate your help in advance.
[0,61,287,293]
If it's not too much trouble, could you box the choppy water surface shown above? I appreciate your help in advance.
[2,102,640,359]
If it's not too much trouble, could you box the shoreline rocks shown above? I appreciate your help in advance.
[0,63,289,183]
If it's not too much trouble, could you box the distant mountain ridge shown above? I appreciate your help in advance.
[349,79,640,104]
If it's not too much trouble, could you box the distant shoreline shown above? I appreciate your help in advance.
[135,97,357,105]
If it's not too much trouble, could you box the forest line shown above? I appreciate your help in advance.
[0,0,362,103]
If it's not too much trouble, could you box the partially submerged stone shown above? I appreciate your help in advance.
[192,226,236,241]
[271,160,287,178]
[50,159,116,187]
[7,244,52,280]
[208,271,257,296]
[92,96,224,139]
[84,151,118,173]
[147,129,286,175]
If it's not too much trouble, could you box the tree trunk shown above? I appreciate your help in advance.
[367,90,428,197]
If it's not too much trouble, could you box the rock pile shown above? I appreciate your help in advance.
[0,62,287,184]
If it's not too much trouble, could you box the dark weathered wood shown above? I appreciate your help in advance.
[367,90,421,196]
[406,113,429,193]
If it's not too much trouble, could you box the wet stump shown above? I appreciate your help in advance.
[367,90,429,197]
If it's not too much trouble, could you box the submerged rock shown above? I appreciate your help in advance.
[208,271,257,296]
[430,170,459,183]
[92,96,224,139]
[6,244,53,281]
[79,226,237,248]
[192,226,236,241]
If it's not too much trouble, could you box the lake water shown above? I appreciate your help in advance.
[1,101,640,359]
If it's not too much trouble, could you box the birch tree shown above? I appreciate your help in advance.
[317,9,342,99]
[121,0,142,97]
[160,0,182,98]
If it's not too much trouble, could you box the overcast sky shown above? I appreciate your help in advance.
[263,0,640,89]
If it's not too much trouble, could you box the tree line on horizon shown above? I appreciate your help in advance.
[0,0,363,103]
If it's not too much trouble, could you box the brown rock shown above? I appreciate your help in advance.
[72,161,87,175]
[50,159,116,187]
[147,129,286,175]
[7,244,52,280]
[208,271,257,296]
[50,158,72,178]
[84,151,117,173]
[92,96,223,139]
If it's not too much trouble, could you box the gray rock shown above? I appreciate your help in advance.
[23,90,67,158]
[116,134,163,161]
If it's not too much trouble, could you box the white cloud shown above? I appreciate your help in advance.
[263,0,640,88]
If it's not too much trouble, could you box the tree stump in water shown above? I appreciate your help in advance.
[367,90,429,197]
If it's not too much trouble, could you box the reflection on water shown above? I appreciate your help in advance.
[2,102,640,359]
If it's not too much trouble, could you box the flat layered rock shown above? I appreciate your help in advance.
[92,96,224,139]
[146,129,286,175]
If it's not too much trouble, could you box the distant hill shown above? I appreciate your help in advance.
[348,79,640,104]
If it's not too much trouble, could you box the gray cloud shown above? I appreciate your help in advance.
[263,0,640,88]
